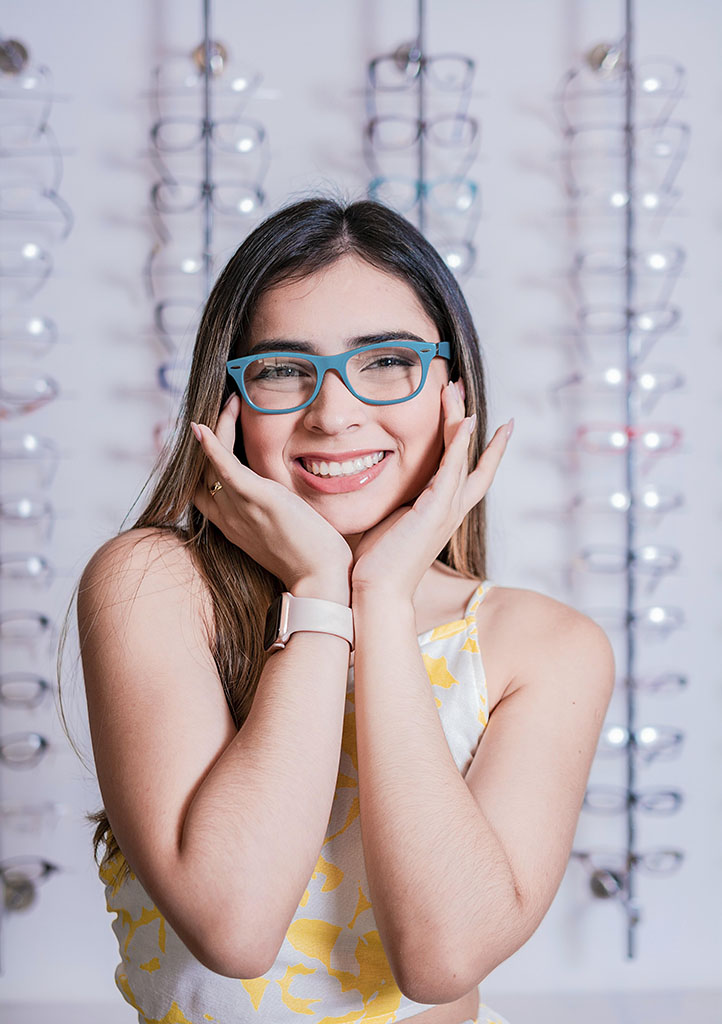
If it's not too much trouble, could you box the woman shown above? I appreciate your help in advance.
[73,197,614,1024]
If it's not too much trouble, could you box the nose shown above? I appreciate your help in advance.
[301,367,366,434]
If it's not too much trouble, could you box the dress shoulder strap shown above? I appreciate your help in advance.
[463,579,495,619]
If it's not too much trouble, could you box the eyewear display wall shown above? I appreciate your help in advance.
[554,17,688,959]
[0,31,69,966]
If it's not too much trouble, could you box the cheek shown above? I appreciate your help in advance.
[239,410,293,477]
[398,393,444,455]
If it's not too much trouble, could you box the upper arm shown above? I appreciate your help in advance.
[464,590,615,935]
[78,527,239,961]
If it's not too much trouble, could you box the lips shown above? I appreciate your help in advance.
[292,450,392,494]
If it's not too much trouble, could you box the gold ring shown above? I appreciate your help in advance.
[208,480,223,497]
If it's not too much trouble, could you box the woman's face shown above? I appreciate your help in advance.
[240,254,452,548]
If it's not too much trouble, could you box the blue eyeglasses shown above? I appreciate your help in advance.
[226,339,452,414]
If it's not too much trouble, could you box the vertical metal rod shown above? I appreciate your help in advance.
[416,0,426,234]
[202,0,214,297]
[622,0,638,961]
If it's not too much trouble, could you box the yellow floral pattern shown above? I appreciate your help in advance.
[100,581,510,1024]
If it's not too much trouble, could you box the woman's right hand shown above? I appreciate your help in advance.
[191,394,353,600]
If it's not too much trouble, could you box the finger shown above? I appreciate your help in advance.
[442,378,466,451]
[435,379,470,485]
[214,392,241,454]
[414,410,475,517]
[191,418,263,500]
[462,419,513,509]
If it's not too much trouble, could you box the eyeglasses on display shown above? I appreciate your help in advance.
[153,299,202,350]
[0,369,59,418]
[0,495,55,537]
[567,486,684,518]
[550,365,685,412]
[0,552,54,585]
[366,114,478,152]
[575,423,682,456]
[0,432,60,486]
[0,242,53,302]
[0,183,74,239]
[150,177,265,217]
[227,339,452,414]
[0,672,55,710]
[560,184,681,221]
[622,671,687,696]
[573,543,680,576]
[0,799,70,833]
[150,55,262,105]
[561,121,688,197]
[368,53,475,93]
[597,723,684,761]
[571,244,685,277]
[0,855,63,912]
[0,122,68,193]
[585,604,685,637]
[556,56,685,132]
[569,245,684,311]
[571,846,684,900]
[0,314,58,354]
[426,235,477,275]
[368,174,479,215]
[575,304,681,337]
[583,784,683,816]
[0,730,50,769]
[150,115,266,155]
[0,610,53,645]
[158,360,191,396]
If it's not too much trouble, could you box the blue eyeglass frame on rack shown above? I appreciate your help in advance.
[226,339,452,414]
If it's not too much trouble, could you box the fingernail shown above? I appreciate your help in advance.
[465,412,477,435]
[505,417,514,440]
[223,393,235,409]
[190,422,202,442]
[457,378,466,402]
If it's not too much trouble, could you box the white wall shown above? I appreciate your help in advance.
[0,0,719,1017]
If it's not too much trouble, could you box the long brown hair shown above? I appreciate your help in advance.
[57,196,489,887]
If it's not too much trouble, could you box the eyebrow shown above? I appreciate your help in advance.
[244,330,428,357]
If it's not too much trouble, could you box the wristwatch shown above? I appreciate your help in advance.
[263,592,354,653]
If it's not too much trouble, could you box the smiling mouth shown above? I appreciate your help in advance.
[297,451,388,478]
[293,450,392,493]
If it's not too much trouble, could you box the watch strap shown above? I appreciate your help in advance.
[265,592,354,652]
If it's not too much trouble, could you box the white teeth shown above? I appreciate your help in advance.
[302,451,386,477]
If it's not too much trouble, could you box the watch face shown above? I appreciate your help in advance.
[263,596,283,651]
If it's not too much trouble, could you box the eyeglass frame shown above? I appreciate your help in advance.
[367,53,476,93]
[226,339,452,415]
[367,173,480,215]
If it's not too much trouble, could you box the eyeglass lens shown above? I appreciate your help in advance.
[242,344,425,411]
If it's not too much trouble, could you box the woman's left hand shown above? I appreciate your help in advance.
[351,379,513,600]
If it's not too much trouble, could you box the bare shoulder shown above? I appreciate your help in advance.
[476,584,615,710]
[80,524,213,602]
[78,525,215,647]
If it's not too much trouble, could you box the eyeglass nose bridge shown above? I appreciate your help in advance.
[302,358,359,410]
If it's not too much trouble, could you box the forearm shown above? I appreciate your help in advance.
[179,577,351,974]
[352,588,524,999]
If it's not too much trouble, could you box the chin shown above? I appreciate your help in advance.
[313,505,386,537]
